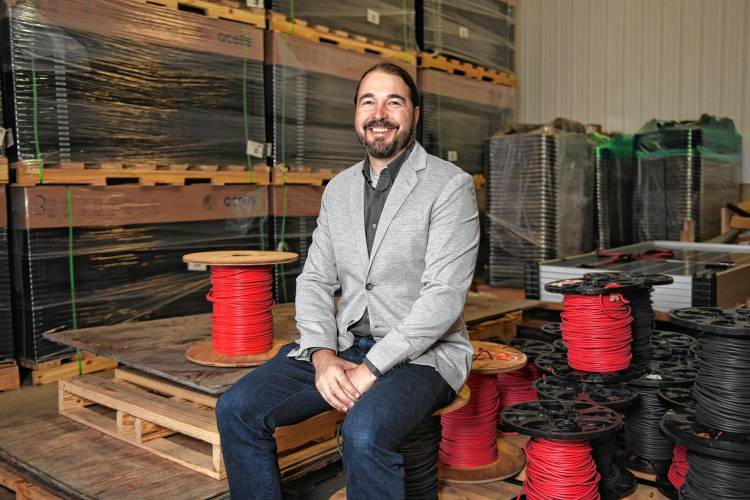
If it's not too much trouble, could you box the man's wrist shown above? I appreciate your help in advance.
[363,357,382,378]
[311,348,335,367]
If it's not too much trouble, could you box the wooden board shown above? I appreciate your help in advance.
[46,297,534,394]
[45,304,301,394]
[0,157,8,184]
[272,165,339,186]
[0,361,20,392]
[0,461,63,499]
[12,161,271,186]
[183,250,298,266]
[269,13,416,65]
[418,53,517,87]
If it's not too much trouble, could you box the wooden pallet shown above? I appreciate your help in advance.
[18,351,118,386]
[0,360,21,392]
[58,367,343,480]
[12,161,271,186]
[468,310,522,342]
[419,53,516,87]
[0,156,8,184]
[0,462,60,500]
[133,0,265,28]
[272,165,339,186]
[269,13,416,65]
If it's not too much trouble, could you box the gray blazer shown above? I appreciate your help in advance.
[289,142,479,391]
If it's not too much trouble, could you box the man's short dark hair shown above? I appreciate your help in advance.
[354,62,420,108]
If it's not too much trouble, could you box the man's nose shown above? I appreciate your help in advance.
[372,101,388,120]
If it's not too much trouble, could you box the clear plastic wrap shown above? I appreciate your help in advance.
[593,133,635,249]
[0,0,265,166]
[0,188,12,362]
[11,185,269,362]
[270,0,415,50]
[267,31,416,173]
[270,185,322,303]
[418,68,515,174]
[419,0,515,72]
[633,115,742,241]
[487,119,595,287]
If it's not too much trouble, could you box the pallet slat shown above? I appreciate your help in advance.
[0,361,21,392]
[133,0,265,28]
[12,161,271,187]
[419,53,516,87]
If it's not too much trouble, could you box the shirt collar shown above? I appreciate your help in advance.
[362,141,415,187]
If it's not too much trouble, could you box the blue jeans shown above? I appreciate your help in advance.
[216,338,454,500]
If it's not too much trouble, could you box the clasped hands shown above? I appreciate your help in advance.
[311,349,376,413]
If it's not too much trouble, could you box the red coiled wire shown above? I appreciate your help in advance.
[208,266,274,355]
[668,444,688,490]
[440,372,499,467]
[522,438,601,500]
[561,287,633,372]
[498,363,540,409]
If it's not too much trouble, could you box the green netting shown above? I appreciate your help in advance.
[594,133,634,161]
[635,114,742,162]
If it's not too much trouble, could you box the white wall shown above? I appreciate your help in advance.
[517,0,750,181]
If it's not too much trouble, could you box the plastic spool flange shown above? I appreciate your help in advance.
[627,360,697,389]
[668,307,750,337]
[533,377,638,410]
[500,338,555,361]
[661,409,750,462]
[582,271,674,287]
[657,386,695,413]
[544,277,645,296]
[535,352,648,384]
[501,400,623,441]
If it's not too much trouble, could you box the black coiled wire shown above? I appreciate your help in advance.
[625,387,674,461]
[625,287,654,364]
[680,451,750,499]
[400,416,442,500]
[591,434,628,496]
[694,334,750,434]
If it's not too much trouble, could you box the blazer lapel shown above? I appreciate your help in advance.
[348,165,370,270]
[367,144,426,270]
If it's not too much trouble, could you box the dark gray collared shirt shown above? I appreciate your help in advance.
[349,144,414,375]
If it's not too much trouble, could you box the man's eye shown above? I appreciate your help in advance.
[389,100,403,106]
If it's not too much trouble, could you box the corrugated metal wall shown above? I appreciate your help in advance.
[517,0,750,180]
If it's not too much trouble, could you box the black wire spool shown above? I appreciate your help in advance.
[693,333,750,434]
[625,361,697,463]
[680,451,750,500]
[535,352,647,384]
[533,377,638,410]
[544,277,645,296]
[399,416,442,500]
[539,321,562,341]
[552,338,566,353]
[667,307,750,337]
[582,272,674,288]
[590,434,638,500]
[661,409,750,463]
[657,386,695,413]
[499,338,554,362]
[623,286,655,364]
[500,400,622,441]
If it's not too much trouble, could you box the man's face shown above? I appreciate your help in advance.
[354,70,420,160]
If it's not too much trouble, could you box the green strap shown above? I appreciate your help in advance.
[66,187,82,376]
[402,0,409,62]
[242,29,254,184]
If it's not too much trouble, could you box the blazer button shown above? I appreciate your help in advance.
[365,283,374,290]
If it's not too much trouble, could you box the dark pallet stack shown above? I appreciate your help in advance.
[593,134,635,249]
[0,187,12,362]
[0,0,265,167]
[265,30,416,176]
[633,115,741,242]
[11,184,269,363]
[487,120,594,287]
[270,185,321,303]
[418,0,515,72]
[418,68,514,175]
[269,0,416,50]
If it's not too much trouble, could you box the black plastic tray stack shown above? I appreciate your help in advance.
[419,0,515,72]
[1,0,266,167]
[487,123,594,287]
[0,190,12,362]
[270,0,416,50]
[633,116,741,242]
[594,135,634,249]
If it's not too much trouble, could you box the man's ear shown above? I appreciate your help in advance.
[413,106,421,127]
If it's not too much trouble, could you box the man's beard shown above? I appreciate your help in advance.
[356,118,415,159]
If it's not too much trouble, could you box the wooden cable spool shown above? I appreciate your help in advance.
[182,250,298,367]
[438,341,528,484]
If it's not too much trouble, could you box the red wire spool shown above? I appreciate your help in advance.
[561,287,633,373]
[182,251,298,367]
[497,363,540,410]
[668,444,688,490]
[438,342,527,484]
[522,438,601,500]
